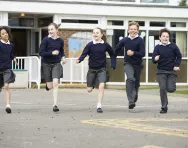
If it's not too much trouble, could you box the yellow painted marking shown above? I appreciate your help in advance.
[141,146,164,148]
[81,118,188,138]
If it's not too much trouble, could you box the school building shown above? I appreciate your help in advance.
[0,0,188,87]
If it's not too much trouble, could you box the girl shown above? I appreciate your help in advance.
[76,27,116,113]
[115,21,145,109]
[39,23,66,112]
[152,28,182,113]
[0,26,17,114]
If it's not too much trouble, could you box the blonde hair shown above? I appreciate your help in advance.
[128,21,139,30]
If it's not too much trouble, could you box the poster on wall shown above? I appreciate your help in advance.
[68,32,92,58]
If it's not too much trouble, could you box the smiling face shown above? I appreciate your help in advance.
[92,28,103,42]
[128,25,139,38]
[159,32,170,45]
[0,29,9,42]
[48,24,58,38]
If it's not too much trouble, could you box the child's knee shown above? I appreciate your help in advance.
[167,87,176,93]
[99,83,105,90]
[4,84,9,90]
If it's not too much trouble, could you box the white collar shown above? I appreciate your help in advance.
[128,34,139,40]
[93,40,104,44]
[48,35,59,40]
[1,40,10,44]
[159,42,171,46]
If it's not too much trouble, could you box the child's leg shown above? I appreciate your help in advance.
[52,78,59,107]
[157,73,168,111]
[166,74,176,93]
[124,63,136,107]
[47,82,53,89]
[97,82,105,109]
[4,83,10,105]
[87,69,97,93]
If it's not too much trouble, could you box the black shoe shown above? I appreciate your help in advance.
[129,104,136,109]
[53,105,59,112]
[5,107,11,114]
[46,84,50,91]
[160,109,167,114]
[97,108,103,113]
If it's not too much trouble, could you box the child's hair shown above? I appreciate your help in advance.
[159,28,170,37]
[128,21,139,30]
[0,26,12,41]
[48,23,61,30]
[93,27,106,41]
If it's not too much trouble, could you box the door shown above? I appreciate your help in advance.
[31,29,41,55]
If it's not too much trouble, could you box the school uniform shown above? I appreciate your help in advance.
[39,36,64,82]
[152,42,182,112]
[0,40,16,88]
[115,35,145,108]
[78,40,116,88]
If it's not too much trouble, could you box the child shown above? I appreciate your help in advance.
[76,27,116,113]
[39,23,66,112]
[115,21,145,109]
[152,28,182,113]
[0,26,17,114]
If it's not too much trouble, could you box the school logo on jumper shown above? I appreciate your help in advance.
[82,118,188,138]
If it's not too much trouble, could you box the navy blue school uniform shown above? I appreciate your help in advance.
[39,36,64,82]
[152,42,182,113]
[0,40,16,88]
[78,40,116,87]
[115,35,145,108]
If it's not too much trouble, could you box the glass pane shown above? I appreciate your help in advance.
[150,22,166,27]
[170,31,187,57]
[170,22,186,27]
[139,30,146,51]
[140,60,146,82]
[148,30,159,57]
[141,0,168,3]
[129,21,145,26]
[107,29,125,56]
[107,20,124,26]
[148,59,158,82]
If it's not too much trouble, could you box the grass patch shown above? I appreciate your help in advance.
[174,90,188,95]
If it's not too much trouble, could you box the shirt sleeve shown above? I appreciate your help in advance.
[60,39,65,57]
[106,43,116,69]
[133,38,145,58]
[39,37,52,57]
[78,43,91,62]
[10,44,15,60]
[115,38,125,57]
[152,45,159,64]
[174,44,182,67]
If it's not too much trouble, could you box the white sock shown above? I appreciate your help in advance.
[97,103,102,109]
[53,85,58,107]
[6,104,10,108]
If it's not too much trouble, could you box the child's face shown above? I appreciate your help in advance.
[93,29,103,41]
[48,25,58,37]
[128,25,138,38]
[159,32,169,44]
[0,29,9,42]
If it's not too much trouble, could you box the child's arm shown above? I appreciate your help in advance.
[106,43,116,69]
[39,38,53,57]
[133,38,145,58]
[10,44,18,65]
[76,43,90,63]
[60,40,66,64]
[174,44,182,71]
[152,46,160,64]
[114,38,125,56]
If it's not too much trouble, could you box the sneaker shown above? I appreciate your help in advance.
[46,84,50,91]
[5,107,11,114]
[53,105,59,112]
[160,108,167,114]
[129,104,136,109]
[97,108,103,113]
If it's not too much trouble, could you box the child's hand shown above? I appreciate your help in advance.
[155,55,160,61]
[13,58,18,66]
[76,60,80,64]
[61,57,67,64]
[127,50,134,56]
[173,67,180,71]
[52,50,59,55]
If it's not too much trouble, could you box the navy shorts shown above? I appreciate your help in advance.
[0,69,16,88]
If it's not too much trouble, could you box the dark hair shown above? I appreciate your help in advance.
[48,23,60,30]
[93,27,106,41]
[0,26,12,41]
[159,28,170,37]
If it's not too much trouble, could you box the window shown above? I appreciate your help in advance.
[170,22,186,28]
[128,21,145,26]
[107,20,124,26]
[61,19,98,24]
[150,21,166,27]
